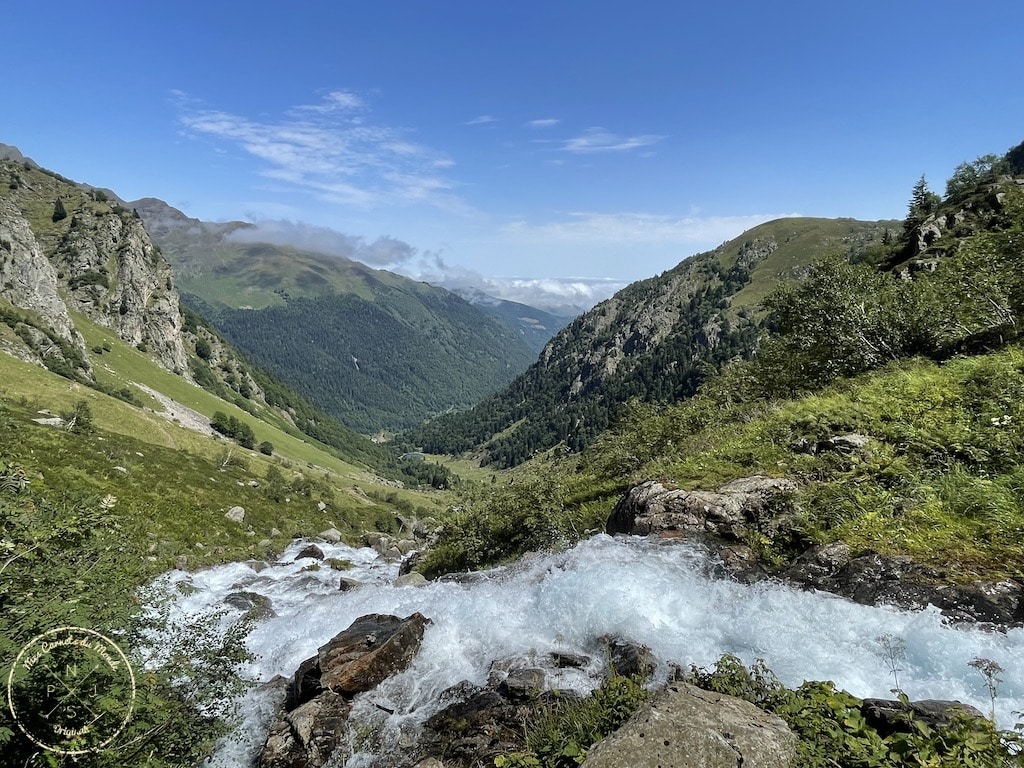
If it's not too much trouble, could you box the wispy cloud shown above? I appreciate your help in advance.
[562,128,666,154]
[501,211,798,245]
[175,90,462,211]
[291,89,367,114]
[526,118,560,128]
[466,115,498,125]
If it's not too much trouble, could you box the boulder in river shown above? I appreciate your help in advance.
[259,613,429,768]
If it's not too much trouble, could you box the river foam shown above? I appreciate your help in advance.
[142,535,1024,764]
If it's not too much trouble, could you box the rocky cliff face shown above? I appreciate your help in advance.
[0,156,189,377]
[0,196,79,341]
[59,205,188,373]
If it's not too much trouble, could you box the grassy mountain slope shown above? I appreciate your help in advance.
[132,197,408,307]
[133,198,539,432]
[409,216,896,467]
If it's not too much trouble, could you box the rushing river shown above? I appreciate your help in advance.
[143,535,1024,765]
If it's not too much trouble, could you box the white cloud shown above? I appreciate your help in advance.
[176,90,462,212]
[562,128,665,154]
[466,115,498,125]
[526,118,561,128]
[500,211,799,246]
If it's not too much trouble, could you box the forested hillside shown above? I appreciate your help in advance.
[408,217,896,466]
[211,285,537,432]
[450,286,572,353]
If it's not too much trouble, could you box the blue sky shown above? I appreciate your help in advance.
[4,1,1023,303]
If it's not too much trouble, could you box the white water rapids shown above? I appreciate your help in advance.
[144,535,1024,765]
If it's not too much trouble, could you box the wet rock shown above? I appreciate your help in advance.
[394,572,427,588]
[716,543,771,584]
[581,682,797,768]
[783,542,853,584]
[224,590,276,621]
[338,577,363,591]
[258,690,351,768]
[551,651,590,669]
[263,613,430,767]
[294,543,325,561]
[861,697,986,737]
[317,613,429,696]
[782,547,1024,625]
[497,667,546,701]
[418,686,538,765]
[938,580,1024,625]
[599,636,656,680]
[399,549,425,576]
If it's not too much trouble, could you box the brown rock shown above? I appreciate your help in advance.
[294,543,325,561]
[318,613,429,695]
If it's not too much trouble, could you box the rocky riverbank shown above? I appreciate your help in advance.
[607,476,1024,627]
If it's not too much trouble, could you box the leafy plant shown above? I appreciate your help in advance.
[495,675,649,768]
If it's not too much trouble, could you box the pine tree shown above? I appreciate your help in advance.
[902,175,939,241]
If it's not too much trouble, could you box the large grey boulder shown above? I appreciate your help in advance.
[606,476,797,540]
[581,682,797,768]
